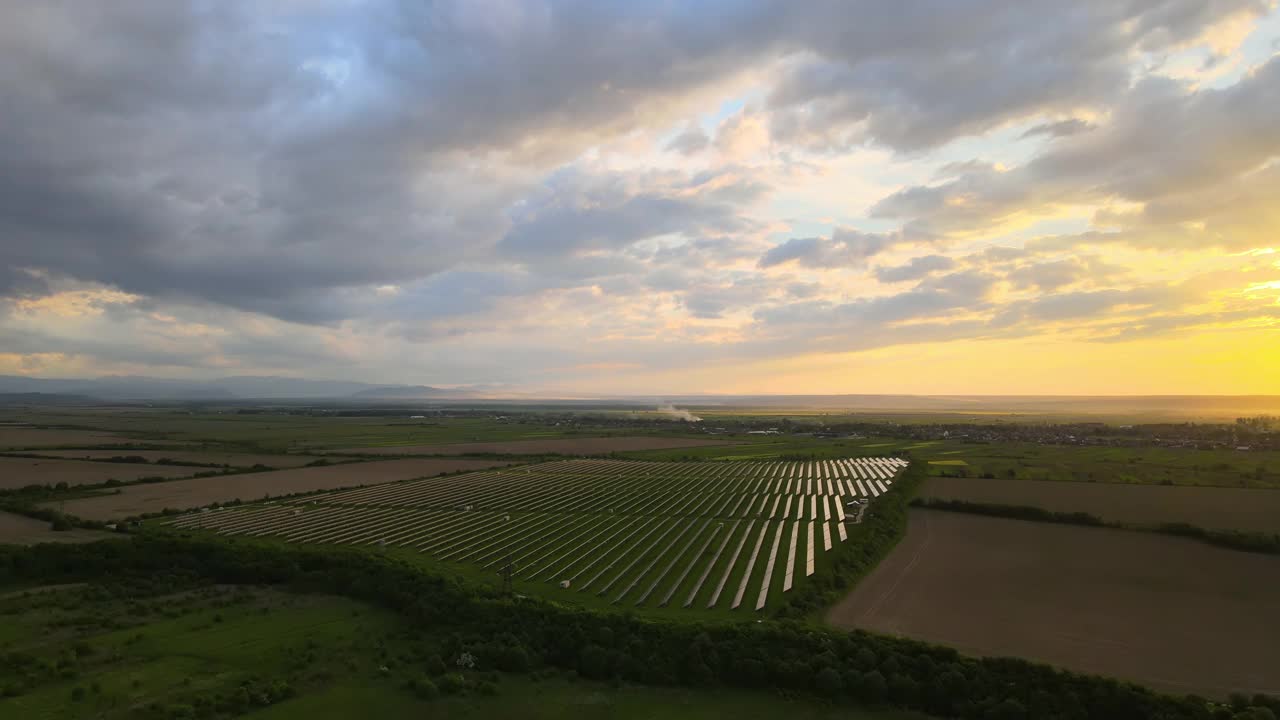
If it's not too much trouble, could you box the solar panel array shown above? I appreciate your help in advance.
[168,457,908,611]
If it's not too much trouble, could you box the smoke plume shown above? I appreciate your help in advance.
[657,403,702,422]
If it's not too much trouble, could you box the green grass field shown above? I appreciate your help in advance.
[0,583,923,720]
[248,677,928,719]
[4,412,569,452]
[0,410,704,454]
[624,437,1280,489]
[0,584,403,719]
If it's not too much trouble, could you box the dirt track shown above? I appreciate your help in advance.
[921,476,1280,532]
[333,436,737,456]
[49,458,514,521]
[827,509,1280,699]
[0,456,201,489]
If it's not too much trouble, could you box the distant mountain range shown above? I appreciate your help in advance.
[0,374,1277,421]
[0,375,471,401]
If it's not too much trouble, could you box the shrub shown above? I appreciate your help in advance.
[409,675,439,700]
[438,673,467,695]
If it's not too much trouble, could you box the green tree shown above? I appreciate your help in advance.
[815,667,844,695]
[856,670,888,703]
[986,698,1028,720]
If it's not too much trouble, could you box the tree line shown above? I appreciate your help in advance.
[2,531,1276,719]
[911,498,1280,555]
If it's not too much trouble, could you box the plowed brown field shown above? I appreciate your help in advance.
[49,458,514,521]
[921,476,1280,532]
[827,509,1280,698]
[0,456,201,489]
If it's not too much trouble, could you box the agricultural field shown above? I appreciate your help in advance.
[0,510,116,545]
[921,476,1280,532]
[333,436,739,455]
[0,410,729,454]
[48,458,514,521]
[0,456,201,490]
[0,427,180,450]
[29,450,326,469]
[627,438,1280,489]
[166,457,909,614]
[828,509,1280,699]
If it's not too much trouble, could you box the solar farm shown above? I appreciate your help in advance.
[167,457,909,611]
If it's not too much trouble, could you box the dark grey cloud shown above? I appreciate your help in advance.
[871,55,1280,239]
[0,267,48,301]
[0,1,791,326]
[766,0,1267,152]
[1,0,1262,324]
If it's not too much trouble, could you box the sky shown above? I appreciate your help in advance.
[1,0,1279,396]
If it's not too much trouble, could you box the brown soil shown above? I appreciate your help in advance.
[333,436,737,456]
[827,509,1280,698]
[922,476,1280,532]
[0,456,201,489]
[49,458,514,521]
[31,449,325,469]
[0,511,116,545]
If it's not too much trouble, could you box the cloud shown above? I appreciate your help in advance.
[1007,257,1106,291]
[1020,118,1095,139]
[682,277,773,319]
[766,0,1268,152]
[714,110,770,160]
[870,55,1280,240]
[666,124,711,155]
[0,1,1276,390]
[498,168,766,260]
[759,228,904,269]
[875,254,956,283]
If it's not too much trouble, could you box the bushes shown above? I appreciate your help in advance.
[1154,523,1280,555]
[407,674,439,699]
[437,673,467,695]
[910,498,1105,527]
